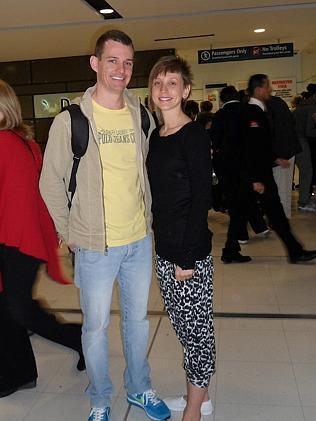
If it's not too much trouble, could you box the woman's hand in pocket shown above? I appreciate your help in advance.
[175,265,194,281]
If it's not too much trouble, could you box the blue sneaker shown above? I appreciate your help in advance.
[87,407,110,421]
[127,389,171,420]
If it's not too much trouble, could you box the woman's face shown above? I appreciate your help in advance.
[151,71,190,113]
[0,111,4,122]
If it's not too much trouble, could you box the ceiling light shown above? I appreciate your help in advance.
[254,28,266,33]
[100,8,114,14]
[83,1,122,19]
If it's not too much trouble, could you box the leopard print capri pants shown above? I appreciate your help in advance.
[156,254,216,388]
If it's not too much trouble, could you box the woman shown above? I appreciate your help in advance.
[146,56,215,421]
[0,79,84,398]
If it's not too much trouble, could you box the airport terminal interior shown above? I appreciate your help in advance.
[1,1,316,420]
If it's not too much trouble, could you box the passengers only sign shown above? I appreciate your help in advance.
[198,43,294,64]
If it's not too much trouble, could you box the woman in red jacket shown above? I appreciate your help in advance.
[0,79,84,398]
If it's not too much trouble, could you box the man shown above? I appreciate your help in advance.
[305,84,316,192]
[293,93,315,212]
[210,86,268,263]
[266,95,300,218]
[200,100,213,113]
[242,74,316,263]
[40,30,170,421]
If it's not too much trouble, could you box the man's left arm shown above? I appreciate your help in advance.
[306,109,316,138]
[39,113,73,243]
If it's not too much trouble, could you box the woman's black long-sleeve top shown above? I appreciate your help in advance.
[146,121,213,269]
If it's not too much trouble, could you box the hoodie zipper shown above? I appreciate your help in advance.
[89,118,108,254]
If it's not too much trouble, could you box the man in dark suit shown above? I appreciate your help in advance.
[266,95,300,218]
[211,86,268,263]
[242,74,316,263]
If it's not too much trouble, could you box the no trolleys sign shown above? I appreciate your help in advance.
[198,43,294,64]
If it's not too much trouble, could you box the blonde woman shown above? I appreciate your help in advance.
[0,80,84,398]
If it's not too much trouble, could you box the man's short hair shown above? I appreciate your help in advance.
[94,29,134,59]
[307,83,316,96]
[220,86,239,103]
[247,74,268,97]
[200,100,213,112]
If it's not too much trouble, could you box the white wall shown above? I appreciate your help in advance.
[300,46,316,89]
[177,48,302,102]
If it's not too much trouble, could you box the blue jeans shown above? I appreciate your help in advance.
[74,234,152,408]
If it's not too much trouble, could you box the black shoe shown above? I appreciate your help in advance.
[0,379,36,398]
[76,351,86,371]
[221,251,252,264]
[289,250,316,264]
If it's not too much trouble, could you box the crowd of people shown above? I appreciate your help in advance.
[183,80,316,264]
[1,28,316,421]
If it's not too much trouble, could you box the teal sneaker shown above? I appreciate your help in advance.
[87,407,110,421]
[127,389,171,420]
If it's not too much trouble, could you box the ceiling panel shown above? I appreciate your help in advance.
[0,0,315,61]
[0,0,100,27]
[111,0,316,17]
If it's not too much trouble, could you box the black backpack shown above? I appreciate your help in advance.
[65,103,151,208]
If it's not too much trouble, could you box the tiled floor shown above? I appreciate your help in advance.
[2,316,316,420]
[1,195,316,420]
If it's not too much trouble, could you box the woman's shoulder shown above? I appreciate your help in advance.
[182,121,210,141]
[0,129,17,140]
[0,130,22,151]
[0,130,40,163]
[0,129,32,144]
[185,120,206,133]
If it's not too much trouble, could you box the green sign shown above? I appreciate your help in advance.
[34,92,83,118]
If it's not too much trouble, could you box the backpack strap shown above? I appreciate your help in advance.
[65,104,89,208]
[140,103,151,138]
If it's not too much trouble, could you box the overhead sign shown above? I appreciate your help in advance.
[198,43,294,64]
[271,78,296,104]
